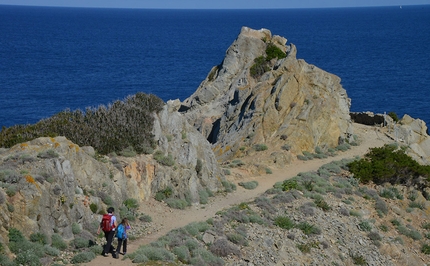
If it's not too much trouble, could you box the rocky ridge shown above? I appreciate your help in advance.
[182,27,353,162]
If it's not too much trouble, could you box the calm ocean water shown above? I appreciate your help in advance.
[1,5,429,128]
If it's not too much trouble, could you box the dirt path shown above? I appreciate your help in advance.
[84,124,391,265]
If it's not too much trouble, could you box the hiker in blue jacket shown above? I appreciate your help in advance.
[97,207,118,258]
[115,217,131,258]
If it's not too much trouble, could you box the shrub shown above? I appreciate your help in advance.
[314,198,331,211]
[119,146,137,157]
[368,231,382,241]
[89,203,98,213]
[155,187,173,201]
[72,222,82,235]
[281,179,298,191]
[409,201,425,210]
[388,111,399,122]
[222,181,236,193]
[350,253,367,265]
[281,144,291,151]
[253,144,268,151]
[358,221,373,232]
[133,246,175,261]
[29,232,48,245]
[238,181,259,190]
[153,151,175,166]
[70,251,96,264]
[72,237,90,249]
[44,245,60,256]
[191,248,224,265]
[51,234,67,251]
[8,227,25,243]
[227,233,247,245]
[336,143,350,151]
[0,93,163,155]
[379,187,403,200]
[422,244,430,255]
[210,238,240,257]
[296,222,321,235]
[139,214,152,223]
[14,250,42,266]
[6,185,17,197]
[375,199,388,215]
[348,144,430,186]
[199,190,209,204]
[274,216,295,229]
[173,245,191,263]
[165,198,189,209]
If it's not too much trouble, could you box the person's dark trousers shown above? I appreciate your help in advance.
[116,238,128,254]
[102,230,115,255]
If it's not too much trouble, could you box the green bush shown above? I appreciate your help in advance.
[379,187,403,200]
[173,245,191,263]
[422,244,430,255]
[348,144,430,186]
[281,179,298,191]
[72,237,90,249]
[254,144,268,151]
[165,198,189,209]
[71,222,82,235]
[153,151,175,166]
[89,203,98,214]
[238,181,259,190]
[155,187,173,201]
[51,234,67,251]
[388,111,399,122]
[15,250,42,266]
[70,251,96,264]
[296,222,321,235]
[132,246,175,261]
[250,43,286,79]
[8,227,25,243]
[29,232,48,245]
[222,180,236,193]
[274,216,295,229]
[139,213,152,222]
[0,93,163,155]
[314,198,331,211]
[358,220,373,232]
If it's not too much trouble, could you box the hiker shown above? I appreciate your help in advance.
[115,217,131,258]
[97,207,117,258]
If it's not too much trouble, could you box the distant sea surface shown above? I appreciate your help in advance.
[1,5,429,128]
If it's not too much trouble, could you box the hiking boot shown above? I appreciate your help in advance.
[112,252,117,259]
[101,253,108,257]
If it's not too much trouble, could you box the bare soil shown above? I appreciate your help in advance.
[85,123,392,265]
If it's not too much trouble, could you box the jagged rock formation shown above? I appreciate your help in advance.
[390,114,430,165]
[181,27,353,162]
[0,102,224,248]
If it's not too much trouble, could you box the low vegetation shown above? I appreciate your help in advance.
[250,43,286,78]
[0,93,164,155]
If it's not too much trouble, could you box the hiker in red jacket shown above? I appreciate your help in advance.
[97,207,118,258]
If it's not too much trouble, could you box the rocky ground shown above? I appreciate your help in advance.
[84,123,430,266]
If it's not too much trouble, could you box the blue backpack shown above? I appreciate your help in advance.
[116,224,126,240]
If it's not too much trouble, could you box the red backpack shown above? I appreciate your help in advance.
[101,214,114,232]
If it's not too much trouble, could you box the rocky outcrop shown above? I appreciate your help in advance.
[0,101,225,247]
[390,114,430,165]
[181,27,353,162]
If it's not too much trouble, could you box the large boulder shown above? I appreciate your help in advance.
[181,27,353,162]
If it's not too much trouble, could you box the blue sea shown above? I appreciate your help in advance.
[1,5,429,128]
